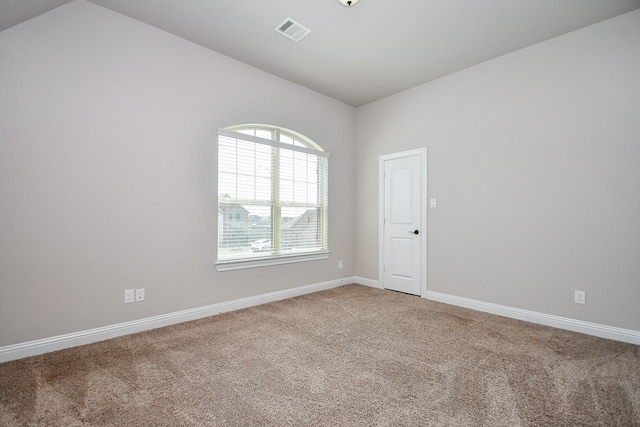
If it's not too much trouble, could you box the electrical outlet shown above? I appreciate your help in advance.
[574,290,586,305]
[124,289,135,304]
[135,288,145,302]
[339,260,343,269]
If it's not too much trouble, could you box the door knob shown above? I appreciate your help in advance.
[410,230,419,235]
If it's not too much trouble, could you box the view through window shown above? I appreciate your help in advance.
[217,125,329,266]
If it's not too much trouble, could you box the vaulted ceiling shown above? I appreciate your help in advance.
[2,0,639,106]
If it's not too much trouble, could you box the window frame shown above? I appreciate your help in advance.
[216,125,330,271]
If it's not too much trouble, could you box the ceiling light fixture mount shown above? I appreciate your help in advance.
[337,0,359,8]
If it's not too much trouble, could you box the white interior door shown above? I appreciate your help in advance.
[380,149,426,296]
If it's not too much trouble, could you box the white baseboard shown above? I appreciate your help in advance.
[354,276,382,288]
[3,278,636,363]
[426,290,640,345]
[352,277,639,345]
[0,277,354,363]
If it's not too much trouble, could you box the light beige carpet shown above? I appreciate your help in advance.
[0,284,638,426]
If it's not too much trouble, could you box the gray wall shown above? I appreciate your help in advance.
[0,1,355,346]
[1,1,638,348]
[355,10,640,331]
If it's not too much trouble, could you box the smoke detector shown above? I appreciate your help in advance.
[275,18,311,42]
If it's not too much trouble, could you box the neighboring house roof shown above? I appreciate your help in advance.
[282,209,316,230]
[218,205,250,215]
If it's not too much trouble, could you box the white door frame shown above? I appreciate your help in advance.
[379,148,428,297]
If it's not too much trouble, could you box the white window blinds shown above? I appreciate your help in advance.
[217,128,329,265]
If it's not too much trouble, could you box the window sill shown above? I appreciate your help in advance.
[216,251,331,272]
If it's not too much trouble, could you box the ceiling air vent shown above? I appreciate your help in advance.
[275,18,311,42]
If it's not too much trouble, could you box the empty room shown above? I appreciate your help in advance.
[1,0,639,425]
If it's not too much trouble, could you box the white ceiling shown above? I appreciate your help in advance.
[2,0,639,106]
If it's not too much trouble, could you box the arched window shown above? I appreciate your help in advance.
[216,125,329,270]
